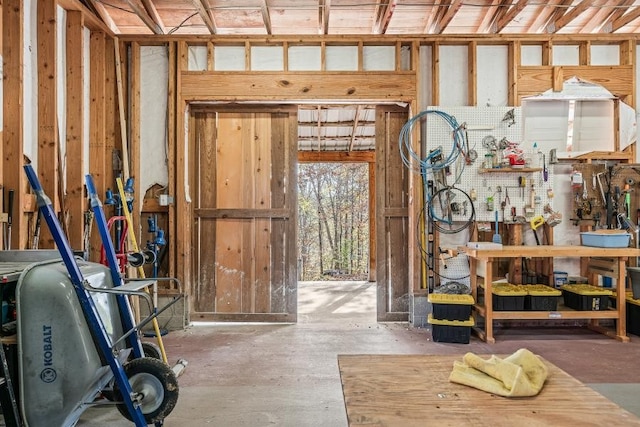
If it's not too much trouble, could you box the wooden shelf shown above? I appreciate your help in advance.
[474,305,618,320]
[478,167,542,173]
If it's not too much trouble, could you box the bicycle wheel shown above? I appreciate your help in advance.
[427,186,475,233]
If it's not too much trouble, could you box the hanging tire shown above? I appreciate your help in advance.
[116,357,179,425]
[142,341,163,360]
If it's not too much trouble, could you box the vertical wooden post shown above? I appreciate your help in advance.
[3,0,25,250]
[176,41,190,296]
[130,42,142,243]
[38,0,58,248]
[468,41,477,106]
[508,41,520,106]
[65,11,86,250]
[368,161,376,282]
[89,31,107,260]
[167,42,177,281]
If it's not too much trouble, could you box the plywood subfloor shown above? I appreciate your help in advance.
[338,354,640,427]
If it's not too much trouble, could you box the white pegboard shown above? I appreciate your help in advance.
[424,106,555,224]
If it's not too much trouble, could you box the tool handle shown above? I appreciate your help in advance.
[7,190,14,226]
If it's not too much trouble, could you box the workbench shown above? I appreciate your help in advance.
[339,354,640,426]
[459,245,640,343]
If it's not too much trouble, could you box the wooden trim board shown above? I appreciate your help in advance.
[338,354,640,426]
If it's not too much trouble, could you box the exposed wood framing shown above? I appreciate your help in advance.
[125,0,164,34]
[191,0,217,34]
[104,38,117,215]
[141,0,166,33]
[468,41,477,106]
[260,1,272,35]
[373,0,397,35]
[508,41,520,105]
[348,105,362,151]
[115,38,130,179]
[176,41,190,299]
[599,0,635,33]
[65,11,86,250]
[528,2,561,33]
[130,42,142,241]
[180,72,415,101]
[579,40,591,65]
[167,42,178,280]
[495,0,527,33]
[84,0,119,33]
[477,0,504,34]
[612,6,640,32]
[298,151,374,163]
[2,0,25,250]
[547,0,593,33]
[38,0,59,248]
[432,42,440,105]
[437,0,463,34]
[319,0,331,35]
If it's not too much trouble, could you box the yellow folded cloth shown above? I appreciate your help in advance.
[448,348,548,397]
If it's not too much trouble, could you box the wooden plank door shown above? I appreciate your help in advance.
[191,106,297,322]
[376,105,410,321]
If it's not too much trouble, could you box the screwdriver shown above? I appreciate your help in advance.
[518,176,526,200]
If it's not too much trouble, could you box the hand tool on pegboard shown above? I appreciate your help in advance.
[518,176,526,200]
[530,215,544,245]
[6,189,14,250]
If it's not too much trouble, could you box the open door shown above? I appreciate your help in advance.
[376,105,410,321]
[191,105,298,322]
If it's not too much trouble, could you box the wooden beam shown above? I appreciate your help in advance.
[114,38,130,179]
[125,0,164,34]
[599,0,635,33]
[191,0,217,34]
[65,11,86,250]
[3,0,26,250]
[130,42,142,240]
[528,2,561,33]
[167,42,178,279]
[468,41,477,106]
[56,0,115,34]
[477,0,503,33]
[547,0,593,33]
[425,0,446,34]
[319,0,331,35]
[140,0,166,33]
[180,72,416,101]
[84,0,119,33]
[612,6,640,32]
[434,0,463,34]
[38,0,58,248]
[89,32,107,260]
[495,0,528,33]
[579,40,591,65]
[373,0,397,35]
[348,105,362,151]
[298,151,375,163]
[261,0,273,35]
[508,41,520,106]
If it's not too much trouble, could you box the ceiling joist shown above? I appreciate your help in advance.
[599,0,636,33]
[434,0,463,34]
[85,0,120,33]
[612,6,640,32]
[261,1,273,35]
[546,0,593,33]
[495,0,528,33]
[191,0,217,34]
[319,0,331,35]
[125,0,164,34]
[373,0,397,35]
[477,0,504,34]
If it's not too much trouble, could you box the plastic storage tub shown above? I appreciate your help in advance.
[626,267,640,300]
[626,296,640,336]
[428,314,474,344]
[492,283,527,311]
[580,231,630,248]
[561,284,613,311]
[525,285,562,311]
[428,293,474,321]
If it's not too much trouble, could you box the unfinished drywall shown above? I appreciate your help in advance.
[438,45,468,106]
[140,46,169,201]
[477,45,508,107]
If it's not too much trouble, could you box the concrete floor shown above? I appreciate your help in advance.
[74,280,640,426]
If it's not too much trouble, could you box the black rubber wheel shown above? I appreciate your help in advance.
[115,357,179,425]
[142,341,163,360]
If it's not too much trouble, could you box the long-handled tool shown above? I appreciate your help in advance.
[116,177,169,364]
[530,215,545,246]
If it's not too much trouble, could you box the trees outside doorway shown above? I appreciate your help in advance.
[298,163,369,281]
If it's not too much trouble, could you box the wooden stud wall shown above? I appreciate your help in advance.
[65,11,85,250]
[2,0,25,250]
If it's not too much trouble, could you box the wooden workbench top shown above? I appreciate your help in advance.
[459,244,640,259]
[339,354,640,427]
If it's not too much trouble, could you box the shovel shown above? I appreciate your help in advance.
[492,210,502,244]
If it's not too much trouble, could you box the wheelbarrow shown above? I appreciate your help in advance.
[17,165,183,426]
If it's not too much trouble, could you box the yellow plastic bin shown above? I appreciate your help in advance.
[428,314,474,344]
[428,294,474,321]
[525,285,562,311]
[561,284,613,311]
[492,284,528,311]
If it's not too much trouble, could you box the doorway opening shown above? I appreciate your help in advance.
[297,162,375,322]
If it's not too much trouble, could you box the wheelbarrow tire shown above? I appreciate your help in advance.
[142,341,163,360]
[115,357,179,425]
